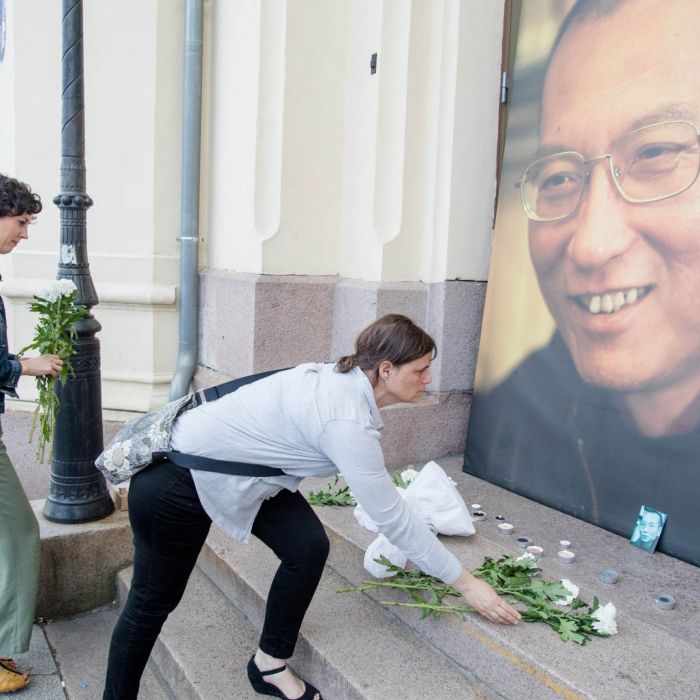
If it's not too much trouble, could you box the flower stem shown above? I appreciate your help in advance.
[379,601,476,614]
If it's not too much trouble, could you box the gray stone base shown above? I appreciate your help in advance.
[197,271,485,463]
[380,392,470,468]
[33,500,133,619]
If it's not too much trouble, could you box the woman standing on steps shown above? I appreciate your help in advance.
[103,314,520,700]
[0,174,65,694]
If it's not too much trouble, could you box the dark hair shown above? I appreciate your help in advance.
[550,0,631,63]
[335,314,436,381]
[537,0,636,134]
[639,507,663,524]
[0,173,42,218]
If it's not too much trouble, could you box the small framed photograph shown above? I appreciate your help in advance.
[629,506,667,553]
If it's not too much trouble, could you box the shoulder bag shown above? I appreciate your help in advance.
[95,368,287,485]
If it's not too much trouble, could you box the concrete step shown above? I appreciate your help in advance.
[117,550,489,700]
[197,532,493,700]
[117,566,261,699]
[298,456,700,700]
[110,453,700,699]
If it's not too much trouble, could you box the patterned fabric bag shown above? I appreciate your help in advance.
[96,394,196,484]
[95,369,286,485]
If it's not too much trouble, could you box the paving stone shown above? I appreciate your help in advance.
[43,606,170,700]
[10,626,64,700]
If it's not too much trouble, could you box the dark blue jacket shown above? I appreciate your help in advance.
[0,295,22,414]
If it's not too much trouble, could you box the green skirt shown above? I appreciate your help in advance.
[0,434,40,656]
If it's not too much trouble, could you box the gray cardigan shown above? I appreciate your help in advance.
[170,363,462,583]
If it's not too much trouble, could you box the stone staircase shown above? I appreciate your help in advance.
[115,456,700,700]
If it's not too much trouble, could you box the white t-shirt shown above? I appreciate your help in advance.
[170,363,462,583]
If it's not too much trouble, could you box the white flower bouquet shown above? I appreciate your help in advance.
[19,279,87,462]
[341,553,618,644]
[392,467,419,488]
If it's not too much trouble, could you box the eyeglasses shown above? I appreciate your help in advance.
[517,120,700,222]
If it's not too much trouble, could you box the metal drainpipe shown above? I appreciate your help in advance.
[170,0,204,400]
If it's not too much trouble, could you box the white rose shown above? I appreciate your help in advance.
[591,602,618,635]
[38,281,60,302]
[56,278,78,296]
[400,467,419,484]
[554,578,579,606]
[514,553,539,572]
[38,279,77,302]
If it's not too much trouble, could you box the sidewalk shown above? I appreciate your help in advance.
[14,610,170,699]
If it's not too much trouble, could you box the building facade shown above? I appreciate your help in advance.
[0,0,507,465]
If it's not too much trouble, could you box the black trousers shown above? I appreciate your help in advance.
[103,461,329,700]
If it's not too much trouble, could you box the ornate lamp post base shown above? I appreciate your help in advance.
[43,474,114,523]
[43,311,113,523]
[44,0,114,523]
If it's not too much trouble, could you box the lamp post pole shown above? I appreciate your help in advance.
[42,0,113,523]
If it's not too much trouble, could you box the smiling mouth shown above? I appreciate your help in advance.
[572,286,651,315]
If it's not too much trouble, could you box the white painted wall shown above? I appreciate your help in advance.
[0,0,182,412]
[207,0,504,283]
[0,0,505,412]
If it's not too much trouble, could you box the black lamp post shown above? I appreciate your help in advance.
[42,0,113,522]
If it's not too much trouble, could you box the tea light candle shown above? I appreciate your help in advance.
[598,570,619,585]
[494,514,506,522]
[497,522,514,535]
[526,545,543,559]
[515,536,533,548]
[654,594,676,610]
[471,503,482,510]
[557,549,576,564]
[471,511,487,521]
[559,539,572,549]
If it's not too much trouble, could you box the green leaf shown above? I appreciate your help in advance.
[22,290,88,462]
[535,580,569,602]
[307,476,357,506]
[339,553,616,644]
[391,472,408,488]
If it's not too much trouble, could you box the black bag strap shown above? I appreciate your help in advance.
[161,366,290,478]
[155,451,286,478]
[193,367,290,406]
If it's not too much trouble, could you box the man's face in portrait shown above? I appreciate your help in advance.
[528,0,700,401]
[639,510,663,544]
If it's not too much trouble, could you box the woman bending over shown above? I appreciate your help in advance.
[103,314,519,700]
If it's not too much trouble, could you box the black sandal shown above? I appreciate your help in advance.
[247,656,322,700]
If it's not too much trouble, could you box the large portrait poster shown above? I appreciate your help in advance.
[464,0,700,567]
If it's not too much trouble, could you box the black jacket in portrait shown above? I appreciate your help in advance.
[464,333,700,567]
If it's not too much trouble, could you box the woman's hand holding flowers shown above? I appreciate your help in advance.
[20,354,63,377]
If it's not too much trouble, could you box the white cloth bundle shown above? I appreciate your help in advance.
[363,535,407,578]
[358,461,475,576]
[402,460,474,537]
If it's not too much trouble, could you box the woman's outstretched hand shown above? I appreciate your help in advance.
[453,569,521,625]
